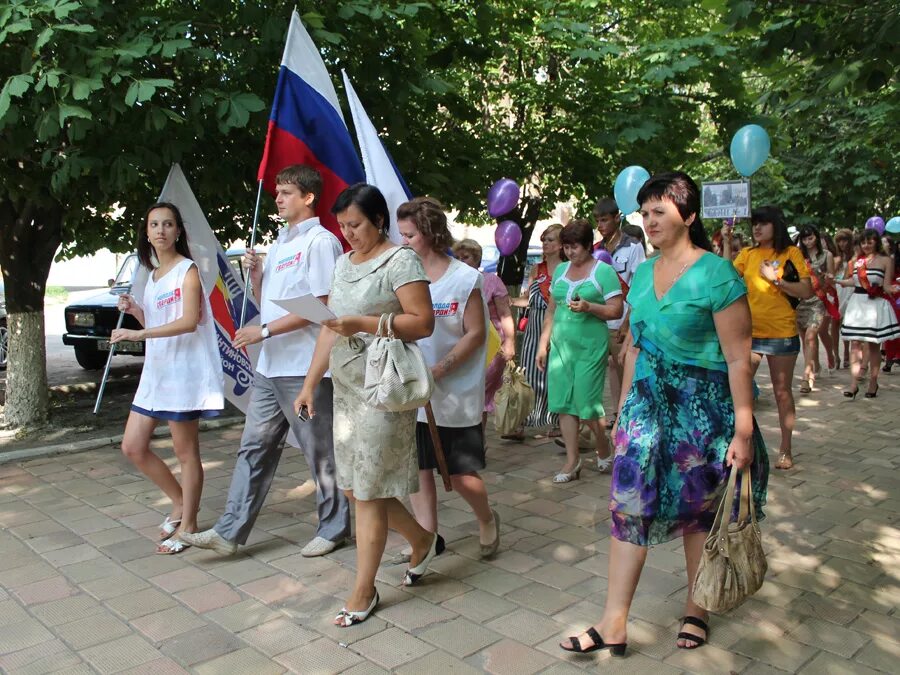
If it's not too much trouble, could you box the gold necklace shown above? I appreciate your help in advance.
[657,256,693,297]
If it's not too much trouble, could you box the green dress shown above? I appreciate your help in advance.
[547,260,622,420]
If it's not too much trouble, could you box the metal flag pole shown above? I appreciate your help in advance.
[239,179,266,328]
[93,282,132,415]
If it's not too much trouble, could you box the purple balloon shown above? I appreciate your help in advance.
[495,220,522,256]
[592,248,613,264]
[487,179,520,217]
[865,216,886,235]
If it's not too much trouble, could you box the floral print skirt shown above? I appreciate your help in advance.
[609,339,768,546]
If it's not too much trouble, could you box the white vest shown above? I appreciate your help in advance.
[417,258,487,427]
[133,259,224,412]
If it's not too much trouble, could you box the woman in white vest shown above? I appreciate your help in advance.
[399,197,501,559]
[112,202,224,554]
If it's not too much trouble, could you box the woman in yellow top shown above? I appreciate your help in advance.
[724,206,812,470]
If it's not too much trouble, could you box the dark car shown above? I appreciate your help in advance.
[62,249,256,370]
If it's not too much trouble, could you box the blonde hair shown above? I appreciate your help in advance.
[452,238,482,266]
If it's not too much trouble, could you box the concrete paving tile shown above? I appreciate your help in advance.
[54,611,133,649]
[30,594,105,626]
[122,552,186,578]
[238,573,307,604]
[441,589,518,624]
[787,616,870,657]
[352,627,434,670]
[81,570,151,600]
[106,587,178,620]
[159,625,244,666]
[150,566,217,593]
[0,599,31,627]
[80,634,162,674]
[504,582,579,615]
[236,618,319,657]
[732,632,820,671]
[9,517,68,538]
[22,531,85,554]
[485,607,564,646]
[799,651,880,674]
[83,526,144,548]
[466,568,533,596]
[204,598,279,633]
[116,657,189,675]
[855,636,900,672]
[0,618,56,654]
[418,616,503,657]
[40,543,101,567]
[524,562,592,590]
[274,637,364,674]
[375,595,457,631]
[0,561,58,588]
[131,606,208,643]
[850,610,900,645]
[58,556,124,584]
[209,558,276,586]
[469,638,556,675]
[12,575,78,605]
[488,550,542,574]
[194,646,285,674]
[175,581,243,613]
[664,641,752,672]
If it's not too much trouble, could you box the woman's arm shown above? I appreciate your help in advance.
[713,296,754,469]
[759,261,813,299]
[322,280,434,341]
[493,294,517,360]
[293,326,339,418]
[535,295,556,371]
[432,288,486,380]
[569,295,624,321]
[110,266,202,343]
[611,328,638,440]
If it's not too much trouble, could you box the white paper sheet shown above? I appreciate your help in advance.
[272,294,338,324]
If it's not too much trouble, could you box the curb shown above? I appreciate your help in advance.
[0,416,245,465]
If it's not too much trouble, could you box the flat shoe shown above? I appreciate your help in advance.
[403,533,440,586]
[159,516,181,541]
[156,538,190,555]
[479,509,501,559]
[301,536,345,558]
[560,626,627,656]
[335,589,379,627]
[391,534,446,565]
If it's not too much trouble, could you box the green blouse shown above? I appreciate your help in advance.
[627,253,747,371]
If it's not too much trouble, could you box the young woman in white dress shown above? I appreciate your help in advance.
[113,203,224,554]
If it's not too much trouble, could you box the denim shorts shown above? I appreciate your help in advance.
[751,336,801,356]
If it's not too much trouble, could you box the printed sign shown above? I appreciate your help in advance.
[702,180,751,219]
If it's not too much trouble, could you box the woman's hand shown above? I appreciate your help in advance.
[568,299,591,313]
[725,434,752,469]
[323,316,362,337]
[117,294,138,316]
[501,339,516,362]
[759,261,779,283]
[536,344,548,371]
[110,328,145,343]
[293,384,316,419]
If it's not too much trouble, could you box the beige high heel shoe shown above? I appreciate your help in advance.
[553,458,583,483]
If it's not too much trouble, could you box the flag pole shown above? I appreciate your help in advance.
[93,281,132,414]
[240,178,266,327]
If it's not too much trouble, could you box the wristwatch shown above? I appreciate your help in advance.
[260,324,271,339]
[773,279,783,287]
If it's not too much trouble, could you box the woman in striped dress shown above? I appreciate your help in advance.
[510,224,564,438]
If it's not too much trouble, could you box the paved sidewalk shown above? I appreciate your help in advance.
[1,369,899,674]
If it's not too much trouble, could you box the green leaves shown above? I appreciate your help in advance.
[124,78,174,106]
[217,91,266,131]
[0,74,33,118]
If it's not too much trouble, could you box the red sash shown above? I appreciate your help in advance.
[806,257,840,321]
[857,258,888,300]
[535,261,552,302]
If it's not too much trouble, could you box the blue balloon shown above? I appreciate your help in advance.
[614,166,651,215]
[885,217,900,234]
[730,124,771,177]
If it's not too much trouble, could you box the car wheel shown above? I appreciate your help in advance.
[0,318,7,370]
[74,346,107,370]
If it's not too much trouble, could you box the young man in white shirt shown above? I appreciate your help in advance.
[182,165,350,557]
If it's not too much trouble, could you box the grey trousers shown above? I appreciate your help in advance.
[215,374,350,545]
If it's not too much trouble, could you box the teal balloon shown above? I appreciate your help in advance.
[614,165,651,214]
[730,124,771,177]
[887,217,900,234]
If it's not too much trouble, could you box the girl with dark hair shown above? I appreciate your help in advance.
[561,171,767,656]
[836,230,900,396]
[294,183,439,626]
[833,229,858,368]
[113,202,224,554]
[795,224,836,392]
[724,206,812,470]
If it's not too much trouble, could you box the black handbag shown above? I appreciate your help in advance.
[781,259,801,309]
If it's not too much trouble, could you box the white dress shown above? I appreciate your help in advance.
[840,263,900,344]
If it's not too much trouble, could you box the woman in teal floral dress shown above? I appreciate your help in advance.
[560,172,768,657]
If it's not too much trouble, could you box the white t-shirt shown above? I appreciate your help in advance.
[416,259,487,428]
[256,217,342,378]
[607,233,646,330]
[133,259,224,412]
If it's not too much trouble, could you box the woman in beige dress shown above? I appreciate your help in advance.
[294,184,440,627]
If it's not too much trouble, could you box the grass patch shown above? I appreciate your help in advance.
[45,286,69,303]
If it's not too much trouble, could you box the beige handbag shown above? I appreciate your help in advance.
[692,467,767,613]
[363,313,434,412]
[493,362,535,435]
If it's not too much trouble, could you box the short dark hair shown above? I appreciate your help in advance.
[275,165,323,207]
[560,219,595,250]
[397,197,454,253]
[137,202,192,270]
[797,224,823,259]
[751,205,792,254]
[592,198,619,218]
[331,183,389,235]
[636,171,712,251]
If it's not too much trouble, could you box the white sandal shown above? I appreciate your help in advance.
[157,538,190,555]
[159,516,182,540]
[334,589,379,627]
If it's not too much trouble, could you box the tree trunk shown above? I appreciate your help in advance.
[0,199,62,427]
[497,194,543,288]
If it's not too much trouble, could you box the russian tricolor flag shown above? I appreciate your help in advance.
[257,11,364,248]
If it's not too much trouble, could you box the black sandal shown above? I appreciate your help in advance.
[677,616,709,649]
[560,626,627,656]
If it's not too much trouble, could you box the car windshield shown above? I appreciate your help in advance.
[113,254,139,289]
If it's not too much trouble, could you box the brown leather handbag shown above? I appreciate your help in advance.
[692,467,767,613]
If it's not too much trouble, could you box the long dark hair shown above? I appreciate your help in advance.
[860,229,885,255]
[137,202,192,270]
[636,171,712,251]
[750,205,792,254]
[797,224,823,259]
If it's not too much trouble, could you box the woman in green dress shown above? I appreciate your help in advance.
[537,219,624,482]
